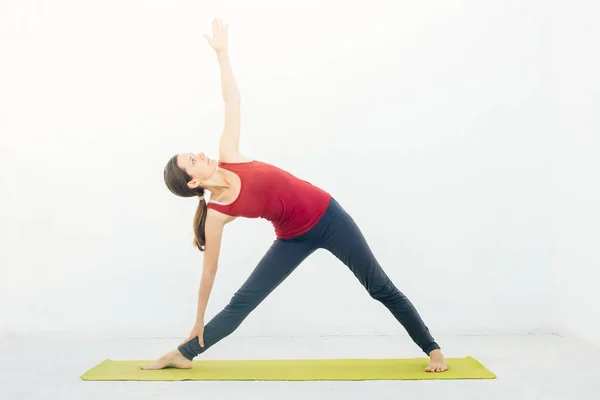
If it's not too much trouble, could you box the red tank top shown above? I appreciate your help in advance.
[207,160,331,239]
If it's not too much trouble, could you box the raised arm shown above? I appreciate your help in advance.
[203,19,250,163]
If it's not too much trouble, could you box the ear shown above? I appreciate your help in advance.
[187,179,201,189]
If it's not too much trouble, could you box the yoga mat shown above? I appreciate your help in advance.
[81,356,496,381]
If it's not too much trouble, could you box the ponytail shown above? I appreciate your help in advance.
[163,154,209,252]
[193,196,208,252]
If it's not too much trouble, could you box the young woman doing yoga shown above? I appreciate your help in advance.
[141,19,447,373]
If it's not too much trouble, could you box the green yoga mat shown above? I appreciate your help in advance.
[81,356,495,381]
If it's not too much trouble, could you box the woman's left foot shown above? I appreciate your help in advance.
[425,349,448,372]
[140,349,193,370]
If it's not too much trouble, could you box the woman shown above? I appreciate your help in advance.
[141,19,447,373]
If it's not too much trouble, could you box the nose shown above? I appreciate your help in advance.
[198,152,205,160]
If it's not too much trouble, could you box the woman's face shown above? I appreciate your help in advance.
[176,152,218,187]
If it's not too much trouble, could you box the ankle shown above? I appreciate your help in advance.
[429,349,443,358]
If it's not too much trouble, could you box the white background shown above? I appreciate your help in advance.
[0,0,598,347]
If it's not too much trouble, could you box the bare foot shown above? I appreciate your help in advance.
[140,349,193,370]
[425,349,448,372]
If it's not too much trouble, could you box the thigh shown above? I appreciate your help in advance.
[231,238,317,304]
[320,208,391,291]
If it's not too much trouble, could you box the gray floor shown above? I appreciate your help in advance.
[1,333,599,399]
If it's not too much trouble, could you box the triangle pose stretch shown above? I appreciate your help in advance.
[141,19,448,373]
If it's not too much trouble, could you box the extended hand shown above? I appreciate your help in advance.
[204,18,228,53]
[179,321,205,347]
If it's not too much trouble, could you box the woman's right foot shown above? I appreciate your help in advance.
[425,349,448,372]
[140,349,193,370]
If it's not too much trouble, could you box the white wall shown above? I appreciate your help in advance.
[547,1,600,348]
[1,0,554,339]
[0,146,17,338]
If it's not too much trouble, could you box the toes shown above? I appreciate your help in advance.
[426,362,449,372]
[140,361,161,370]
[426,363,447,373]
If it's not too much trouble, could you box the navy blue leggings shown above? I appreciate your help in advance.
[178,197,440,360]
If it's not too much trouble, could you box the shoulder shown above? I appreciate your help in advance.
[206,207,237,225]
[219,151,253,164]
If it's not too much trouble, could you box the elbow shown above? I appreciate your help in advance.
[203,264,218,278]
[225,94,241,105]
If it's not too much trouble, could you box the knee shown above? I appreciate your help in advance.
[228,290,260,313]
[368,281,392,298]
[369,280,401,302]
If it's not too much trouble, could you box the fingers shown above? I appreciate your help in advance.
[212,18,223,33]
[205,18,226,45]
[198,335,205,347]
[211,18,227,33]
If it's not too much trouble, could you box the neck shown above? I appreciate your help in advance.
[202,168,232,198]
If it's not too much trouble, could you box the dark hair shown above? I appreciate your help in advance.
[163,154,207,251]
